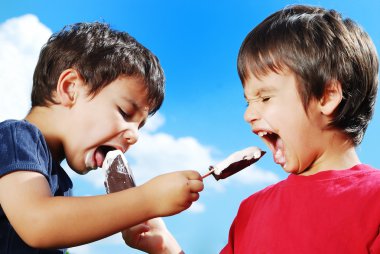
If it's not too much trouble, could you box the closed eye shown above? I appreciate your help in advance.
[246,96,271,106]
[118,107,132,121]
[138,119,146,129]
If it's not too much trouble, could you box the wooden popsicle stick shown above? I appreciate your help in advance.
[202,168,215,179]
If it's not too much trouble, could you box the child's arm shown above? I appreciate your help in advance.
[0,169,203,249]
[122,218,184,254]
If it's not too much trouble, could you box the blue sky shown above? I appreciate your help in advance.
[0,1,379,253]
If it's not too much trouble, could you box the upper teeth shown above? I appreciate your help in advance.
[258,131,268,137]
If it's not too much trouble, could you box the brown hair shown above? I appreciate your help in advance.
[32,22,164,115]
[238,5,379,145]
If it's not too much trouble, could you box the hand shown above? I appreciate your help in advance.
[141,170,204,217]
[122,218,184,254]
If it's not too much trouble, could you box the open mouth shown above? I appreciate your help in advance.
[257,131,286,167]
[94,145,117,168]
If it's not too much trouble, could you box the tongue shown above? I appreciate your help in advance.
[94,148,106,168]
[273,138,286,166]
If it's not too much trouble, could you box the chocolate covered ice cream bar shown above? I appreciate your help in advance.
[203,146,266,180]
[102,150,136,193]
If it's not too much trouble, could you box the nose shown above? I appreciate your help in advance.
[244,103,260,123]
[122,124,139,145]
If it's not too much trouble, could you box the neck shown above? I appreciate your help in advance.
[301,133,360,176]
[25,106,65,163]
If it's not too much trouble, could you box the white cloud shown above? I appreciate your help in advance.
[144,112,165,132]
[188,201,205,213]
[0,14,51,121]
[232,165,280,185]
[127,131,215,184]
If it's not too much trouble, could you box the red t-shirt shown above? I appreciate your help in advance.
[221,164,380,254]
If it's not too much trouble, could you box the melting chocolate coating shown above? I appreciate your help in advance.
[104,154,136,193]
[210,151,266,180]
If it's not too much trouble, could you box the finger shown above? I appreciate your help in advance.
[188,179,204,192]
[122,224,150,245]
[124,223,150,236]
[183,170,202,180]
[189,192,200,202]
[146,217,166,229]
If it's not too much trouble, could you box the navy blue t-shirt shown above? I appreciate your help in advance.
[0,120,73,253]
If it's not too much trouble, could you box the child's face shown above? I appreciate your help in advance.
[243,70,325,175]
[63,76,149,174]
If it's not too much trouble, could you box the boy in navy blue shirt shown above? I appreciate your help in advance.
[0,22,203,254]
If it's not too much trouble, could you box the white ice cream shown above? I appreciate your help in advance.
[102,150,130,174]
[213,146,263,175]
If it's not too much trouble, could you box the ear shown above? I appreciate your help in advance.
[55,69,81,107]
[319,80,343,116]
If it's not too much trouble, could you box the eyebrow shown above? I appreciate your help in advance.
[244,86,276,99]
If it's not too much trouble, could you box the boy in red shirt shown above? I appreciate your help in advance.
[221,5,379,254]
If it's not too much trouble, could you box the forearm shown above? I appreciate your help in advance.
[1,176,156,249]
[23,187,155,248]
[0,169,203,250]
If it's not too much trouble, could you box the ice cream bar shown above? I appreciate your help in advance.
[203,146,266,180]
[102,150,136,193]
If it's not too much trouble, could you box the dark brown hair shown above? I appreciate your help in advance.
[238,5,379,145]
[32,22,164,115]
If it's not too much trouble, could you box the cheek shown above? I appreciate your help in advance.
[264,105,289,127]
[286,121,319,167]
[85,119,121,143]
[70,115,119,150]
[78,102,119,134]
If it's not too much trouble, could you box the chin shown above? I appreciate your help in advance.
[71,163,95,175]
[282,164,299,174]
[80,166,97,175]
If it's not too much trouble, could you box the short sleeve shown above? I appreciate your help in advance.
[0,120,51,179]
